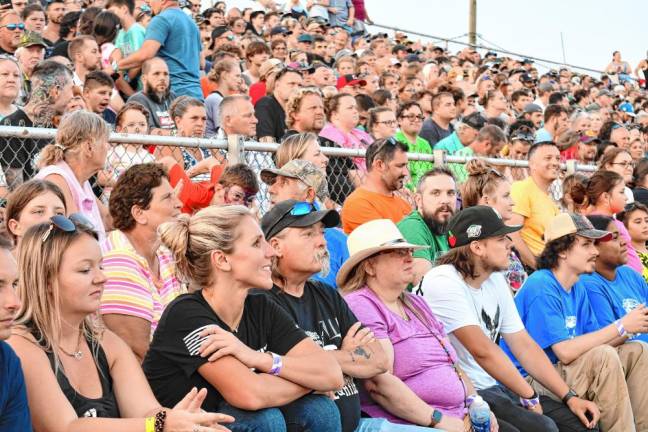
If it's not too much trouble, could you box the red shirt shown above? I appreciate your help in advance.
[249,81,267,106]
[168,163,224,214]
[560,145,578,162]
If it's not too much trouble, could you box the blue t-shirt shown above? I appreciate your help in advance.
[580,266,648,344]
[0,341,32,431]
[534,127,552,143]
[313,227,349,289]
[145,8,202,100]
[500,269,600,375]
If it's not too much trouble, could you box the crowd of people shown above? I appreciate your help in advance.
[1,0,648,431]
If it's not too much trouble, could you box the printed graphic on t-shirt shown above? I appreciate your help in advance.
[83,408,97,418]
[623,298,641,314]
[481,305,501,344]
[565,316,577,339]
[157,111,174,128]
[183,324,212,355]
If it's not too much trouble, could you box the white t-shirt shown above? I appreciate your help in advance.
[421,264,524,390]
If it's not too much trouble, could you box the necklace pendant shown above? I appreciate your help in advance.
[73,351,83,360]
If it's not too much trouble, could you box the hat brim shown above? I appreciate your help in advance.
[260,168,299,185]
[266,209,340,240]
[577,229,613,241]
[336,242,427,288]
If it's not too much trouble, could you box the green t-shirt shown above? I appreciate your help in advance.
[397,210,449,263]
[394,131,434,191]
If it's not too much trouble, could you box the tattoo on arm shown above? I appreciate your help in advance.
[353,346,371,360]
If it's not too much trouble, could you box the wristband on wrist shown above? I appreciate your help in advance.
[428,409,443,427]
[145,416,155,432]
[269,352,283,376]
[466,394,478,406]
[520,391,540,409]
[561,388,578,405]
[615,319,627,337]
[154,410,166,432]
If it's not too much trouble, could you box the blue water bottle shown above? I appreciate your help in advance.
[469,395,491,432]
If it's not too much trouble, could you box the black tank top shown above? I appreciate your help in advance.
[28,324,121,418]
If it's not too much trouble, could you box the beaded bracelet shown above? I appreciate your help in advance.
[154,410,167,432]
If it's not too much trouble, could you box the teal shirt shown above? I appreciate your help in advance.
[394,130,434,190]
[115,23,146,90]
[397,210,449,263]
[449,146,475,184]
[435,131,464,155]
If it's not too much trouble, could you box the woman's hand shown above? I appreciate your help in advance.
[341,322,375,353]
[164,409,234,432]
[435,414,464,432]
[198,325,265,369]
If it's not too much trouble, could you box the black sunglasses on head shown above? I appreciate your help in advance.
[41,213,95,243]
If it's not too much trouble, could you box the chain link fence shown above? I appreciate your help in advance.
[0,126,597,212]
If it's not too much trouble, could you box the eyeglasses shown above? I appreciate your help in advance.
[401,114,425,122]
[41,214,94,243]
[376,119,398,126]
[265,201,318,238]
[611,161,635,168]
[510,133,534,143]
[0,23,25,31]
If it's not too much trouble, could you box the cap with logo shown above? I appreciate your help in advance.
[447,206,522,248]
[544,213,612,243]
[579,129,600,144]
[619,102,636,117]
[261,199,340,240]
[19,32,47,49]
[260,159,329,201]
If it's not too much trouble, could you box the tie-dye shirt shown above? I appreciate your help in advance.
[100,230,185,337]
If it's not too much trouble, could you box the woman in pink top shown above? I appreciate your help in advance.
[338,219,495,431]
[572,170,643,274]
[36,110,110,241]
[319,93,373,187]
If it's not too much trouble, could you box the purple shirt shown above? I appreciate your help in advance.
[344,287,467,422]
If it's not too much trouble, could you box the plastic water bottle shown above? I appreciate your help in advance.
[469,395,491,432]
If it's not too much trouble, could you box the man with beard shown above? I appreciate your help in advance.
[42,0,65,46]
[261,199,390,432]
[0,12,24,55]
[128,57,176,133]
[260,160,349,289]
[341,138,412,234]
[68,35,101,86]
[14,32,46,100]
[1,60,73,187]
[398,168,456,287]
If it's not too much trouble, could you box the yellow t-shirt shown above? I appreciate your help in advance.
[510,177,560,256]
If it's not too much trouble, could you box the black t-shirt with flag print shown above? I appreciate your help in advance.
[143,290,308,411]
[265,281,361,432]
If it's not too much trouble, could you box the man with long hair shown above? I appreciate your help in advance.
[422,206,599,432]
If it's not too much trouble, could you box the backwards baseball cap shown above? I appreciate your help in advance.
[336,74,366,89]
[544,213,612,243]
[260,159,329,201]
[261,199,340,240]
[447,206,522,248]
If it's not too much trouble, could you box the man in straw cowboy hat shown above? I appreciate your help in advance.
[262,201,438,432]
[422,206,599,432]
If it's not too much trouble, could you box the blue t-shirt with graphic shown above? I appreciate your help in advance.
[500,269,600,375]
[580,266,648,344]
[313,227,349,289]
[145,8,202,100]
[0,341,32,431]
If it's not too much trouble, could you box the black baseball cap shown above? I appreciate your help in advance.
[261,199,340,240]
[447,206,522,248]
[463,112,486,130]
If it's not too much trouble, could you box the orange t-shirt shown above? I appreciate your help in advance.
[201,76,218,98]
[341,188,412,234]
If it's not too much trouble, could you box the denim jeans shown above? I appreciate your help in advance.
[216,394,340,432]
[355,418,442,431]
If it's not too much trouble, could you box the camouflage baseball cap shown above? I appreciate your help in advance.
[19,32,47,49]
[260,159,329,201]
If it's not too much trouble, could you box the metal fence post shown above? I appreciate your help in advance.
[433,149,446,167]
[566,159,576,175]
[227,134,245,165]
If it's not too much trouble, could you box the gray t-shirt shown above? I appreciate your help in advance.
[127,91,176,130]
[205,91,223,137]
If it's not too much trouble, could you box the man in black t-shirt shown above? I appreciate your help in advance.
[261,200,390,432]
[255,68,303,142]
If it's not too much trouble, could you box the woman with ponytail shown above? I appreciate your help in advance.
[571,170,643,274]
[143,205,344,431]
[461,159,527,291]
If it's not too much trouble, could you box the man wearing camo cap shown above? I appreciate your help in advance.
[260,159,348,289]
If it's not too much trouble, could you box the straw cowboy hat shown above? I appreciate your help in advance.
[336,219,427,287]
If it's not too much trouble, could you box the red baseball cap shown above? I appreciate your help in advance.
[336,74,367,90]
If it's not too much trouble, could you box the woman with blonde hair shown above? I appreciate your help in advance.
[205,59,243,136]
[7,215,232,430]
[461,160,527,291]
[143,205,344,431]
[338,219,494,431]
[35,110,111,240]
[276,132,328,171]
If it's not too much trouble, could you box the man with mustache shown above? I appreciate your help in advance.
[398,168,457,288]
[0,235,32,430]
[261,200,394,432]
[128,57,176,134]
[261,160,349,290]
[341,138,412,234]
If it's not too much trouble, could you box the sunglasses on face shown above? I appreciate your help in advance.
[41,213,95,243]
[1,23,25,31]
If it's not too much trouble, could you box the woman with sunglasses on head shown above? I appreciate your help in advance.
[618,202,648,283]
[572,170,644,274]
[5,179,66,253]
[143,205,344,431]
[36,110,111,241]
[339,219,496,432]
[461,160,527,293]
[7,215,233,431]
[598,147,635,204]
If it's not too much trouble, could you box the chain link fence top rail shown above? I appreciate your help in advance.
[0,126,597,211]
